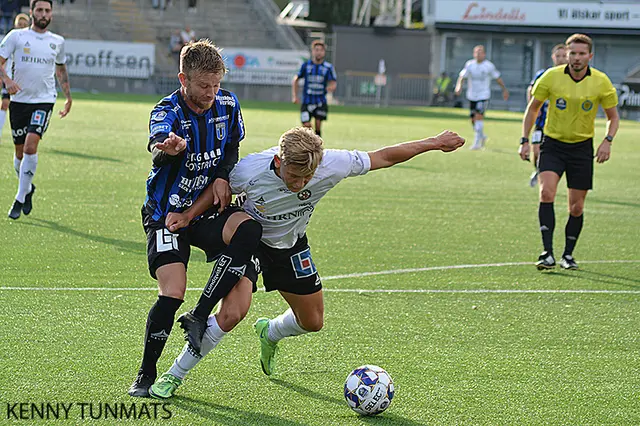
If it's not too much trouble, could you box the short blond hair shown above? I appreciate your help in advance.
[180,39,227,78]
[278,127,324,175]
[566,34,593,53]
[14,13,29,27]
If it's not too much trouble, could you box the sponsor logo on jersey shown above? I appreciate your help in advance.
[178,175,210,192]
[184,148,222,172]
[150,122,171,135]
[215,95,236,107]
[168,194,193,208]
[23,47,30,54]
[297,189,311,200]
[151,110,167,121]
[180,119,192,130]
[556,98,567,110]
[21,56,54,65]
[290,248,317,279]
[581,100,593,111]
[252,204,314,221]
[208,114,229,123]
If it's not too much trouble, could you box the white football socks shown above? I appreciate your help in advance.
[169,315,227,379]
[267,308,307,343]
[13,155,21,178]
[16,153,37,203]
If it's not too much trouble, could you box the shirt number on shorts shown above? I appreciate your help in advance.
[156,229,179,252]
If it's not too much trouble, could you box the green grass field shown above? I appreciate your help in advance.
[0,94,639,425]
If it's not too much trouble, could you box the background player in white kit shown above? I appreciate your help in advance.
[0,0,72,219]
[0,13,29,145]
[454,45,509,150]
[146,126,465,398]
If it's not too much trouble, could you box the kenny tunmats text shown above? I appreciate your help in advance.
[5,402,172,421]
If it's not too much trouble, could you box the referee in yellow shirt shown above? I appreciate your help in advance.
[519,33,619,270]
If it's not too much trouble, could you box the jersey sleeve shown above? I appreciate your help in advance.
[529,69,546,87]
[147,105,179,151]
[489,62,501,79]
[458,61,470,78]
[229,157,252,194]
[55,38,66,65]
[327,63,337,82]
[228,94,245,145]
[599,74,618,109]
[297,63,306,79]
[326,149,372,181]
[0,30,16,61]
[531,72,551,102]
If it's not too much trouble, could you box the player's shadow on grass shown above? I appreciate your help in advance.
[546,269,640,288]
[18,218,145,254]
[269,378,425,426]
[45,148,124,163]
[170,395,305,426]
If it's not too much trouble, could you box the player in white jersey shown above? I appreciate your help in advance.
[454,45,509,150]
[0,13,30,146]
[0,0,72,220]
[145,126,465,398]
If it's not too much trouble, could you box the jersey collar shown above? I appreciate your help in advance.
[564,65,591,83]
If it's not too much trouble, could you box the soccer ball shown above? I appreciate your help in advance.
[344,365,394,415]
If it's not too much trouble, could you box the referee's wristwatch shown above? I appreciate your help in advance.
[520,137,529,145]
[604,135,614,143]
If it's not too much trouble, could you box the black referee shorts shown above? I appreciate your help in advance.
[538,136,594,190]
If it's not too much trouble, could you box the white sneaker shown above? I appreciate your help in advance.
[469,144,481,150]
[529,170,539,187]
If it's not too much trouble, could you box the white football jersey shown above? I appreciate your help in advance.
[459,59,500,101]
[230,147,371,249]
[0,28,66,104]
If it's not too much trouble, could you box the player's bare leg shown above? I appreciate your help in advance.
[314,117,322,137]
[471,112,486,150]
[536,171,561,269]
[254,290,324,375]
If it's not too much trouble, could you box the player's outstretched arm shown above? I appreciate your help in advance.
[55,64,72,118]
[368,130,465,171]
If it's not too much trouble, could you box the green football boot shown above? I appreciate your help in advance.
[254,318,278,376]
[149,372,182,399]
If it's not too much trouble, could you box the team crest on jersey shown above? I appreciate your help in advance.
[581,100,593,111]
[297,189,311,201]
[216,122,226,140]
[49,43,57,50]
[151,111,167,121]
[290,248,317,279]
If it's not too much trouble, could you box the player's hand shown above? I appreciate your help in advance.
[4,79,20,95]
[211,178,231,213]
[434,130,465,152]
[59,99,72,118]
[454,87,461,97]
[502,89,510,101]
[518,142,530,161]
[292,95,300,104]
[595,141,611,163]
[155,132,187,155]
[165,212,190,232]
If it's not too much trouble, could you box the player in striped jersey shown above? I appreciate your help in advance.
[526,44,567,187]
[292,40,337,137]
[128,40,263,398]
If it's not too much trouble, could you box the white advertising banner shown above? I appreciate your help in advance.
[435,1,640,29]
[64,39,155,78]
[223,48,308,85]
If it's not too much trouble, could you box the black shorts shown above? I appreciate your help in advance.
[538,136,594,190]
[256,234,322,295]
[142,205,258,283]
[300,103,328,123]
[469,99,489,117]
[9,101,54,145]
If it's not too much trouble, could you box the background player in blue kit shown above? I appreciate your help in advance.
[292,40,337,137]
[526,44,568,187]
[128,39,262,398]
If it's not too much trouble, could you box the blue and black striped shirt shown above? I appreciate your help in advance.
[145,88,245,221]
[297,59,337,105]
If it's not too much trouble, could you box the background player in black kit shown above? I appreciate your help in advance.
[128,39,262,398]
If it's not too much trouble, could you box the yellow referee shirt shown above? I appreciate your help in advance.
[532,65,618,143]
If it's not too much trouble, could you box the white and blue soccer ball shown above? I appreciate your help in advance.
[344,365,394,415]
